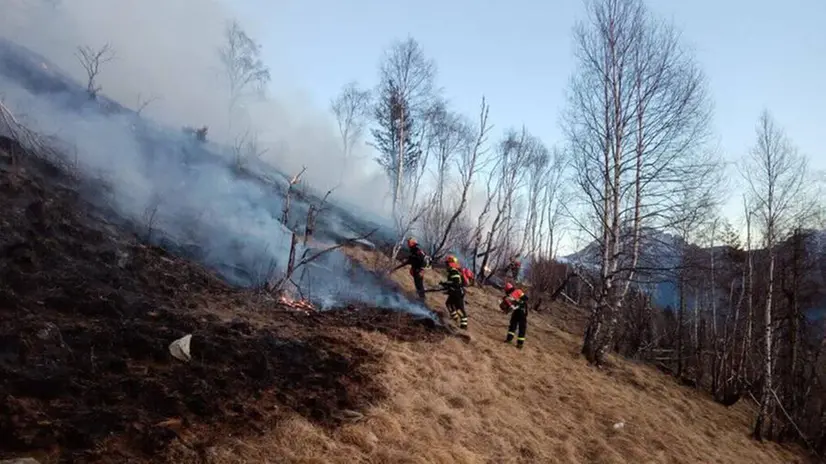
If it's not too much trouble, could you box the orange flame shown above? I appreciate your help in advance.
[278,295,315,311]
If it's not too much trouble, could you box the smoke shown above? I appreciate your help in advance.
[0,0,428,315]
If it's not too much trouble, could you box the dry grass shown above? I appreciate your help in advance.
[193,247,807,464]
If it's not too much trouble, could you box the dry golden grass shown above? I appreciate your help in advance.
[199,247,808,464]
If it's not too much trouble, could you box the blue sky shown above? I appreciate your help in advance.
[235,0,825,247]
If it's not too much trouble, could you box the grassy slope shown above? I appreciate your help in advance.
[202,247,807,464]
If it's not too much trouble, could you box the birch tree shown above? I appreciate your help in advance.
[564,0,712,365]
[742,110,808,441]
[428,97,492,259]
[373,37,436,216]
[330,81,371,178]
[218,20,271,131]
[478,128,532,281]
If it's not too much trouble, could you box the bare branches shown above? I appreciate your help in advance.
[231,129,268,172]
[75,44,115,100]
[379,37,437,113]
[135,93,161,116]
[267,228,379,293]
[742,111,810,246]
[304,187,335,246]
[372,37,437,215]
[0,98,61,165]
[565,0,712,366]
[428,97,492,259]
[281,166,307,225]
[331,82,371,175]
[219,20,271,127]
[142,193,163,242]
[740,110,810,440]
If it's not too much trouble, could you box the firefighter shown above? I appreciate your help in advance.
[390,237,429,299]
[501,282,529,348]
[441,255,468,329]
[508,254,522,281]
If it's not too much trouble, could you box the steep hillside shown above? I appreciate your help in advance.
[0,139,809,462]
[0,137,450,463]
[341,247,810,464]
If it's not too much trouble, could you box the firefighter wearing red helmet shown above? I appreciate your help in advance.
[440,255,468,329]
[500,281,529,348]
[389,237,430,299]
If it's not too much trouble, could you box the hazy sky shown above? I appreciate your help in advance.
[238,0,825,250]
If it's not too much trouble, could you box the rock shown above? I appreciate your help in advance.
[169,334,192,363]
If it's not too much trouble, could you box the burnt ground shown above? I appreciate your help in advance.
[0,139,450,463]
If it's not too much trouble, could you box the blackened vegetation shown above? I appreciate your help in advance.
[0,139,445,462]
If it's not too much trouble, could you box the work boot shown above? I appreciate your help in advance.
[517,338,525,349]
[505,332,515,343]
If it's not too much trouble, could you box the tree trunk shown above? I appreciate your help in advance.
[694,288,702,388]
[753,247,775,440]
[677,273,685,378]
[393,108,405,216]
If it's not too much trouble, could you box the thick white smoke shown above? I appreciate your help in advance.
[0,0,430,316]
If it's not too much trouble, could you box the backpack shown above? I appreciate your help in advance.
[460,267,473,287]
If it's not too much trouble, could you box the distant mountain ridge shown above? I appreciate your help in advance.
[561,227,826,315]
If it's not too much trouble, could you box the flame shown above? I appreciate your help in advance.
[278,295,315,312]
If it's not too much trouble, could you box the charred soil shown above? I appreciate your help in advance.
[0,141,448,463]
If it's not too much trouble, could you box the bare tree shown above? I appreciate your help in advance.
[281,167,307,226]
[231,129,268,172]
[741,110,809,441]
[429,97,492,259]
[142,193,163,242]
[564,0,711,365]
[478,128,532,282]
[75,44,115,100]
[331,81,371,179]
[372,36,437,216]
[218,20,271,130]
[538,150,567,258]
[134,93,161,116]
[418,101,476,256]
[520,139,554,257]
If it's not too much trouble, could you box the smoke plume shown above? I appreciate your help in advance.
[0,0,430,316]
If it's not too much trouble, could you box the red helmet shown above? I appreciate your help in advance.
[445,255,459,266]
[504,282,514,293]
[406,237,417,248]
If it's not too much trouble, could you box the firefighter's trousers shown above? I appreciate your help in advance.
[446,294,468,329]
[506,308,527,347]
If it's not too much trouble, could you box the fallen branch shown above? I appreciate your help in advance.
[0,99,62,166]
[770,387,819,457]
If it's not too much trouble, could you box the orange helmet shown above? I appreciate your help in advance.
[504,282,514,293]
[406,237,417,248]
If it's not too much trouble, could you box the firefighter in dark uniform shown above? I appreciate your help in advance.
[390,237,429,299]
[501,282,529,348]
[441,255,468,329]
[508,254,522,281]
